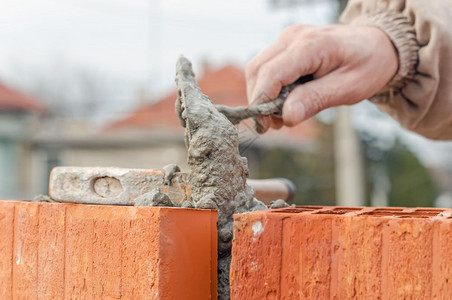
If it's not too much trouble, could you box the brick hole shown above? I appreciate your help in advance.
[333,207,362,211]
[332,207,362,214]
[359,211,435,218]
[310,207,363,215]
[270,206,324,214]
[270,208,313,214]
[414,209,444,215]
[373,208,404,212]
[414,208,443,212]
[314,210,349,215]
[295,206,324,210]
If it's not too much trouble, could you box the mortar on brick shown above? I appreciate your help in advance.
[174,56,279,299]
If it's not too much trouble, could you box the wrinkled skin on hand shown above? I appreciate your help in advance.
[246,24,398,133]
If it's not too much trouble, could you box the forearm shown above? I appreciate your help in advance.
[341,0,452,140]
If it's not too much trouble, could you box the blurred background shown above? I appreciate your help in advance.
[1,0,451,207]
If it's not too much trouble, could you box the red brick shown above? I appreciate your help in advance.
[231,206,452,299]
[432,217,452,297]
[230,213,283,299]
[0,201,14,298]
[120,208,160,299]
[331,216,384,298]
[0,200,217,299]
[384,218,433,298]
[13,202,39,299]
[64,204,95,298]
[281,214,332,299]
[38,203,65,298]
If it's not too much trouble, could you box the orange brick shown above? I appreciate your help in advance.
[231,213,283,299]
[231,206,452,299]
[38,203,65,298]
[0,200,217,299]
[432,218,452,297]
[64,204,95,298]
[0,201,14,298]
[384,218,434,298]
[331,216,384,298]
[13,201,39,299]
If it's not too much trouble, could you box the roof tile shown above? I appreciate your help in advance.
[106,64,317,142]
[0,83,45,113]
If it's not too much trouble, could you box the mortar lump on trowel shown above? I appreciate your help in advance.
[175,56,269,247]
[175,56,292,297]
[157,56,291,298]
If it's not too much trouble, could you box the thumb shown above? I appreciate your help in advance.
[282,73,346,126]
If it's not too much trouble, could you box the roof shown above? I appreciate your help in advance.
[0,82,45,113]
[106,64,318,143]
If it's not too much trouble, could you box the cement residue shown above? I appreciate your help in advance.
[215,74,313,133]
[270,199,291,209]
[33,194,56,203]
[175,56,267,299]
[134,188,175,207]
[162,163,180,185]
[33,56,287,300]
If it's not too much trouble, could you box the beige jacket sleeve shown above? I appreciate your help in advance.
[340,0,452,140]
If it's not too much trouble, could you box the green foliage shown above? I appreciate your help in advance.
[243,123,438,207]
[244,123,336,206]
[363,138,438,207]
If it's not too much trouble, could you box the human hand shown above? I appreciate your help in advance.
[245,24,398,133]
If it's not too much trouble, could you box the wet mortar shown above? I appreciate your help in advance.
[36,56,287,299]
[174,56,272,299]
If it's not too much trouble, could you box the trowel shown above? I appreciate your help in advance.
[215,74,313,132]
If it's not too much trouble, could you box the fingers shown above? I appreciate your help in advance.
[253,115,272,134]
[252,115,283,134]
[270,116,284,129]
[282,70,354,126]
[246,25,318,104]
[246,43,287,103]
[247,40,323,133]
[250,44,323,104]
[256,70,347,132]
[245,25,311,103]
[250,89,274,133]
[245,24,396,131]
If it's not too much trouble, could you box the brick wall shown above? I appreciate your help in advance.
[231,206,452,299]
[0,200,217,299]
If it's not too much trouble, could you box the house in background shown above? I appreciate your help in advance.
[3,65,445,207]
[30,63,319,195]
[0,82,44,199]
[103,63,319,173]
[106,64,318,148]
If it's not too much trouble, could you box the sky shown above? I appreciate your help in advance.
[1,0,451,169]
[0,0,336,117]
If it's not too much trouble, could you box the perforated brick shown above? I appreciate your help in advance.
[231,206,452,299]
[0,200,217,299]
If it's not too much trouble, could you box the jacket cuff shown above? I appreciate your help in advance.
[350,11,419,99]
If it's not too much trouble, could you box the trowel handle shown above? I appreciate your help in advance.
[270,74,314,118]
[247,178,296,205]
[252,74,313,133]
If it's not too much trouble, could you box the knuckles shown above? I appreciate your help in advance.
[281,25,339,50]
[306,88,327,117]
[279,24,308,41]
[259,64,275,81]
[245,60,258,80]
